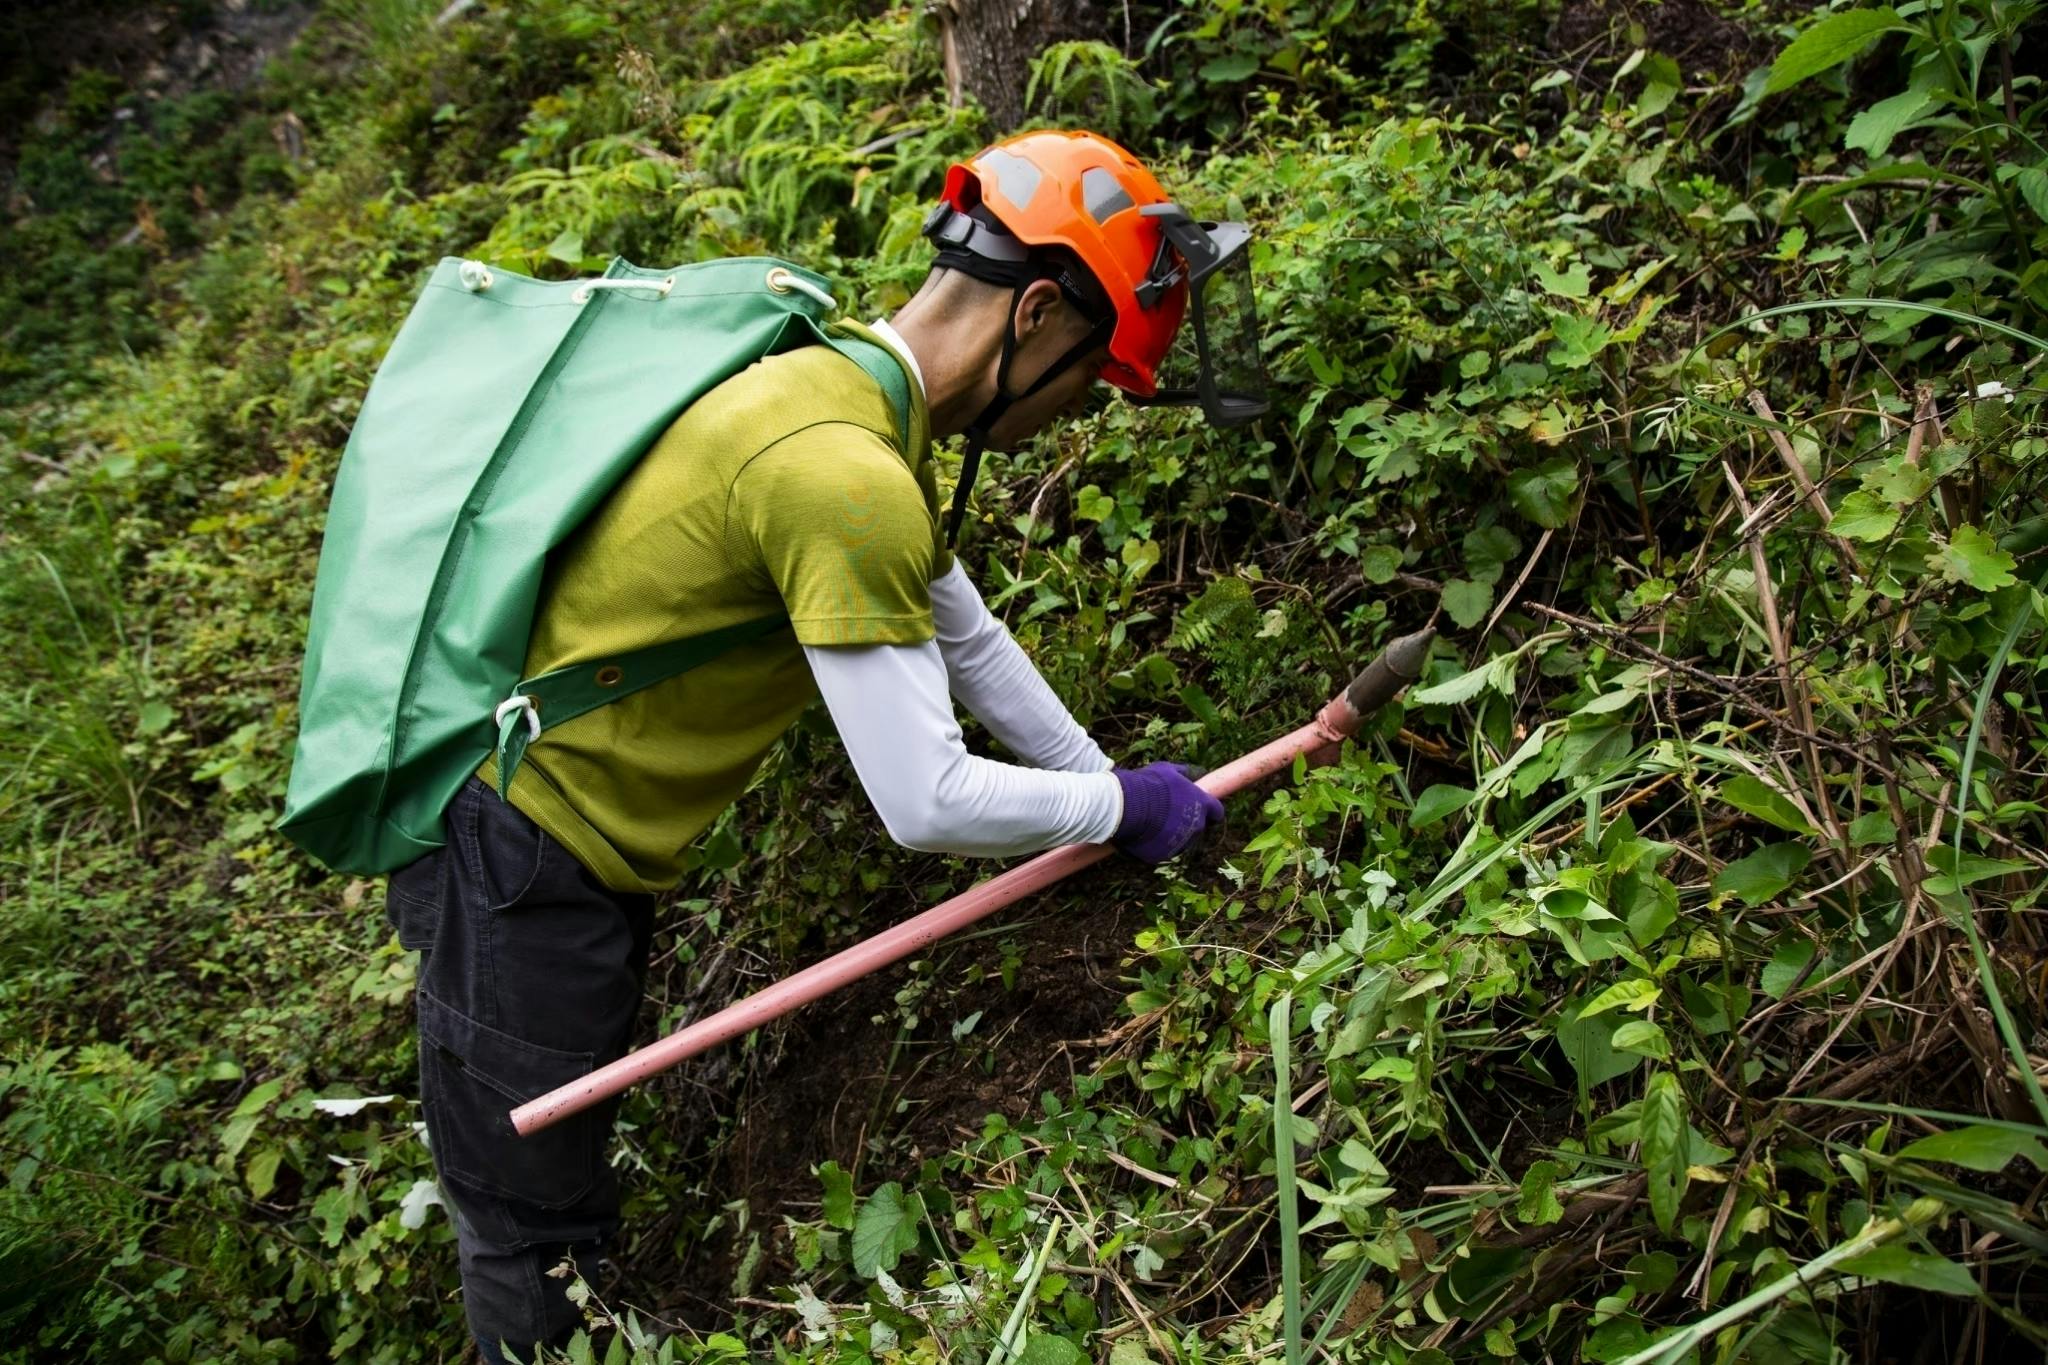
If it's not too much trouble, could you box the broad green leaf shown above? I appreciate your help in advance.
[818,1161,854,1230]
[1533,261,1591,298]
[1712,842,1811,906]
[1831,490,1900,542]
[1760,939,1817,1000]
[1847,810,1897,847]
[1545,313,1611,369]
[246,1146,283,1200]
[1844,88,1934,156]
[2020,167,2048,224]
[1017,1334,1090,1365]
[1558,998,1642,1087]
[545,228,585,264]
[139,701,175,735]
[231,1077,287,1119]
[851,1181,921,1277]
[1412,654,1514,706]
[1508,457,1578,529]
[1441,577,1494,629]
[1580,978,1660,1018]
[1199,53,1260,82]
[1924,846,2031,896]
[1898,1124,2048,1173]
[1517,1159,1565,1224]
[1641,1072,1688,1235]
[1411,784,1475,830]
[1717,775,1818,835]
[1838,1245,1976,1296]
[1463,525,1522,585]
[1360,544,1403,584]
[1764,8,1907,95]
[1611,1020,1671,1061]
[1929,524,2017,591]
[398,1178,442,1231]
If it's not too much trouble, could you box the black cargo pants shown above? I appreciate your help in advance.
[385,776,655,1363]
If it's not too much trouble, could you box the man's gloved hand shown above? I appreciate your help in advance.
[1112,762,1226,863]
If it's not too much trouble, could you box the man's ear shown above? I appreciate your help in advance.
[1013,278,1068,340]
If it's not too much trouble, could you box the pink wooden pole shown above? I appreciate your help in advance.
[510,628,1435,1137]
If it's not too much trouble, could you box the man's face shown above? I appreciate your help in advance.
[985,346,1108,451]
[983,280,1110,452]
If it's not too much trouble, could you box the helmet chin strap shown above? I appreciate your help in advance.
[947,283,1113,547]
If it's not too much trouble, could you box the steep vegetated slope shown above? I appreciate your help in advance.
[2,1,2045,1361]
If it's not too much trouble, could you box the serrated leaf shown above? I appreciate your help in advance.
[1718,776,1818,835]
[1844,87,1934,156]
[1411,654,1513,706]
[1898,1123,2048,1173]
[1533,261,1591,298]
[1929,524,2017,590]
[1360,544,1403,584]
[1712,842,1811,906]
[1441,577,1494,629]
[2020,167,2048,224]
[1463,525,1522,585]
[398,1178,443,1230]
[851,1181,921,1278]
[1838,1245,1977,1296]
[1517,1160,1565,1224]
[1831,490,1900,542]
[819,1161,854,1230]
[1017,1335,1090,1365]
[1508,458,1578,529]
[1765,8,1906,95]
[1410,784,1475,830]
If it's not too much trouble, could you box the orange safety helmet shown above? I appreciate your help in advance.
[921,130,1269,544]
[928,129,1186,396]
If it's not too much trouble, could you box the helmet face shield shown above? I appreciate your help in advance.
[1129,208,1270,429]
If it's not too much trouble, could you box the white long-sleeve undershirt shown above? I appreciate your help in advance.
[803,563,1121,857]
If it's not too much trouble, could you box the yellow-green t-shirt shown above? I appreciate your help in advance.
[477,322,949,892]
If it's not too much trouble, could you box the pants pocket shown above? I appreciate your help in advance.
[417,987,599,1210]
[385,851,443,951]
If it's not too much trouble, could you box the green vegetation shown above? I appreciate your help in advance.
[3,0,2046,1360]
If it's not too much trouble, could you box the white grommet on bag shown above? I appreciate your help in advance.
[494,694,541,742]
[459,260,494,292]
[571,276,678,305]
[765,267,837,312]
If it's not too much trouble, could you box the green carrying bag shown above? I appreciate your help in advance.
[279,255,912,875]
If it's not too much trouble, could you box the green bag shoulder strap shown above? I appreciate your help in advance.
[492,327,915,798]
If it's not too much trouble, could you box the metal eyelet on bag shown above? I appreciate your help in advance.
[594,665,624,688]
[458,260,494,292]
[764,267,838,312]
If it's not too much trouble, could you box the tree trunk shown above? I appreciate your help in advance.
[939,0,1105,132]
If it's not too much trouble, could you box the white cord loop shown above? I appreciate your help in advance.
[458,260,494,292]
[494,694,541,742]
[765,267,837,312]
[571,276,676,304]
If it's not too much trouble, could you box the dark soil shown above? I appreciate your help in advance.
[617,862,1160,1328]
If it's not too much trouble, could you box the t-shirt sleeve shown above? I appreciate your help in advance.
[729,422,940,646]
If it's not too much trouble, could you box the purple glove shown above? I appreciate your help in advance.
[1112,762,1226,864]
